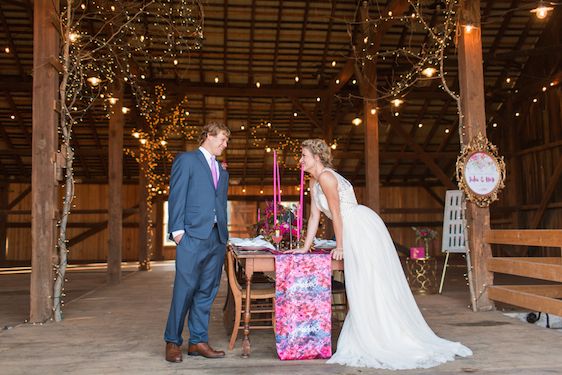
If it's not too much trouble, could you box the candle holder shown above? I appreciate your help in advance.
[272,232,283,251]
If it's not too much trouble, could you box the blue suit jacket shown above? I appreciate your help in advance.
[167,150,229,244]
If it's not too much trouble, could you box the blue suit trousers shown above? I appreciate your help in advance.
[164,226,226,346]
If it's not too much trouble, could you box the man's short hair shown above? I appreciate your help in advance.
[198,122,231,145]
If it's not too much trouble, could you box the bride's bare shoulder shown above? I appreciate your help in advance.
[317,169,338,189]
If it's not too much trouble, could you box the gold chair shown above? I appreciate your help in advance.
[225,250,276,351]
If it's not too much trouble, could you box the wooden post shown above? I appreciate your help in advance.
[359,2,380,212]
[504,99,525,255]
[138,167,150,269]
[364,97,380,212]
[107,79,124,284]
[31,0,59,322]
[0,183,7,263]
[153,196,164,260]
[458,0,494,311]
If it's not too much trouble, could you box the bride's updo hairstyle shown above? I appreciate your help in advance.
[302,139,333,168]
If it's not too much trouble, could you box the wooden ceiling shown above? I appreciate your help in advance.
[0,0,560,189]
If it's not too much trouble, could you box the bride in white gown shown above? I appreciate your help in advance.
[291,139,472,369]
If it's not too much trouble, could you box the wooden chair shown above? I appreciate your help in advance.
[225,250,276,351]
[331,271,348,324]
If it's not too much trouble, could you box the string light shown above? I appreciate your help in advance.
[4,47,9,53]
[53,0,205,320]
[352,117,362,126]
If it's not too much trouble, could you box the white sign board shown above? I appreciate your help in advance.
[441,190,466,253]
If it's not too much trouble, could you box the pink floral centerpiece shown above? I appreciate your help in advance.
[255,201,303,249]
[411,226,437,258]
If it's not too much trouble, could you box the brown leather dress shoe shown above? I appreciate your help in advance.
[187,342,225,359]
[165,342,183,363]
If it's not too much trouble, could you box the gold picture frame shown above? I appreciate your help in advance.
[456,132,506,207]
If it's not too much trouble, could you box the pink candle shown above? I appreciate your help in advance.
[257,208,260,222]
[298,164,304,241]
[277,159,281,205]
[273,150,277,225]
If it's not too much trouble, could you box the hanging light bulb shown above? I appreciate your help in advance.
[352,117,362,126]
[530,2,553,19]
[87,77,101,86]
[132,132,140,138]
[107,97,119,105]
[464,24,474,33]
[421,67,437,78]
[391,98,404,107]
[68,32,79,42]
[121,107,130,114]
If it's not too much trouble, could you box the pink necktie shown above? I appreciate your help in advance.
[210,156,218,189]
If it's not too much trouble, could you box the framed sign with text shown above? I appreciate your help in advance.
[456,132,505,207]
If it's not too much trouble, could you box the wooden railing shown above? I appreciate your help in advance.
[485,229,562,316]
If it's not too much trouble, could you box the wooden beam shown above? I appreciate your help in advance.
[7,185,31,210]
[138,167,150,270]
[488,285,562,316]
[107,78,124,284]
[30,0,59,323]
[68,205,139,247]
[458,0,494,311]
[484,229,562,248]
[291,98,323,133]
[381,113,456,189]
[530,157,562,229]
[153,196,164,260]
[487,258,562,282]
[0,183,7,262]
[496,284,562,298]
[172,82,324,98]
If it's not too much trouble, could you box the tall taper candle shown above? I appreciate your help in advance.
[298,163,304,242]
[277,158,281,205]
[273,150,277,225]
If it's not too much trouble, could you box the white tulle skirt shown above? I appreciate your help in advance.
[326,205,472,369]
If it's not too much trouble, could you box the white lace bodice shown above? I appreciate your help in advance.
[313,169,358,219]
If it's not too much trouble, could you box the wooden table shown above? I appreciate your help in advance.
[231,246,344,358]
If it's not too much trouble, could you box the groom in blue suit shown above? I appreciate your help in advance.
[164,122,230,362]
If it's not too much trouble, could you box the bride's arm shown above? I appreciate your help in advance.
[290,179,320,253]
[318,172,344,260]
